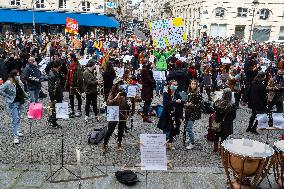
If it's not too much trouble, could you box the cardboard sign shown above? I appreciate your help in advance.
[127,85,137,97]
[65,18,78,34]
[140,134,167,171]
[107,106,119,121]
[55,102,69,119]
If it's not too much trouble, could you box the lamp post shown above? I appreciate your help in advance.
[32,0,38,34]
[249,0,259,41]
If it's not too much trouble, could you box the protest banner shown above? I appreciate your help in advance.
[65,18,78,35]
[148,17,187,49]
[55,102,69,119]
[107,106,119,121]
[140,134,167,171]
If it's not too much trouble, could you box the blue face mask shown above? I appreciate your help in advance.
[171,85,178,91]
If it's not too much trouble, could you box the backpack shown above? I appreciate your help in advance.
[88,126,108,145]
[115,170,139,186]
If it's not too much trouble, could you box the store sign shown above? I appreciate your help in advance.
[105,2,117,8]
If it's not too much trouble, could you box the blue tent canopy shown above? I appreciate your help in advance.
[0,9,119,28]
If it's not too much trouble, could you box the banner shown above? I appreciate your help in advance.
[148,17,187,49]
[65,18,78,34]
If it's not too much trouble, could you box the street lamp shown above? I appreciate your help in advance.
[31,0,39,34]
[249,0,259,41]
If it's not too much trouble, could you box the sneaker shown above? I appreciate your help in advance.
[75,111,82,117]
[84,116,89,122]
[186,144,194,150]
[13,138,19,144]
[17,132,24,137]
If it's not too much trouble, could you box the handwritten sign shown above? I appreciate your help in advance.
[153,71,165,81]
[127,85,137,97]
[55,102,69,119]
[140,134,167,171]
[107,106,119,121]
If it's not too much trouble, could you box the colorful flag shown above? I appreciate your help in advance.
[65,17,78,35]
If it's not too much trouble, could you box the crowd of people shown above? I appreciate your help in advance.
[0,30,283,154]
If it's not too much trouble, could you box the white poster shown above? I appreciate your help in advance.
[256,113,284,129]
[55,102,69,119]
[127,85,137,97]
[107,106,119,121]
[114,67,124,78]
[140,134,167,171]
[153,71,165,81]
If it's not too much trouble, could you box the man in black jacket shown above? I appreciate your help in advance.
[48,60,63,128]
[246,72,267,134]
[83,59,100,122]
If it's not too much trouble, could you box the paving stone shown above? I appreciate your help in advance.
[0,170,22,188]
[16,171,46,188]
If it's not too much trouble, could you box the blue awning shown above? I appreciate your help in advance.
[0,9,119,28]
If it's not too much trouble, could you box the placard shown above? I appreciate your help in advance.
[140,134,167,171]
[127,85,137,97]
[28,103,43,120]
[153,71,165,81]
[55,102,69,119]
[114,67,124,78]
[107,106,119,121]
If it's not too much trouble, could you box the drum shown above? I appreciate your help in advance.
[221,138,275,189]
[273,140,284,188]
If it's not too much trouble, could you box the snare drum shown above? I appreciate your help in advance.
[221,138,275,189]
[273,140,284,188]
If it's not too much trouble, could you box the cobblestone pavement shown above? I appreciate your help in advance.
[0,83,283,188]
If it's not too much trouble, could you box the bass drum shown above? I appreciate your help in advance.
[273,140,284,188]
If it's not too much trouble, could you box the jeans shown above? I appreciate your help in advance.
[186,120,195,144]
[29,89,40,103]
[85,93,98,116]
[7,102,22,138]
[156,81,165,95]
[69,93,82,112]
[104,121,126,145]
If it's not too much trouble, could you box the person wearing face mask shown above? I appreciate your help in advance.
[23,56,42,103]
[141,61,155,123]
[83,59,100,122]
[157,81,182,150]
[0,70,26,144]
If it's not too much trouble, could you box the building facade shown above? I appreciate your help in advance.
[173,0,284,42]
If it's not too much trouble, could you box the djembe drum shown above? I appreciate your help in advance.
[273,140,284,188]
[221,138,275,189]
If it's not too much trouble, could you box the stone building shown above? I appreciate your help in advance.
[173,0,284,42]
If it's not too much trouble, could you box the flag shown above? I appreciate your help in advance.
[65,18,78,35]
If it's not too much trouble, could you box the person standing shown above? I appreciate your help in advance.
[141,61,155,123]
[184,80,203,150]
[23,56,42,103]
[83,59,100,122]
[65,53,83,118]
[102,64,116,101]
[212,88,236,152]
[48,60,63,128]
[246,72,267,134]
[0,70,26,144]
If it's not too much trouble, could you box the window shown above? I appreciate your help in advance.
[59,0,67,8]
[237,7,248,17]
[259,9,270,20]
[82,1,91,12]
[36,0,45,8]
[10,0,21,6]
[215,7,225,18]
[279,26,284,40]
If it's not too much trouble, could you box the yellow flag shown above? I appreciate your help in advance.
[148,22,152,31]
[173,17,184,27]
[182,33,187,42]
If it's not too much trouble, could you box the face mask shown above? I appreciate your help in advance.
[171,85,178,91]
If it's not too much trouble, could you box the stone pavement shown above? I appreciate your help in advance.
[0,163,281,189]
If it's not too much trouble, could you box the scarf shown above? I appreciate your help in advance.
[69,62,76,85]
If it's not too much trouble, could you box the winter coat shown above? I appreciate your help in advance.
[83,68,98,94]
[23,64,42,91]
[48,69,63,102]
[141,67,155,101]
[248,80,267,111]
[185,91,203,121]
[213,100,236,137]
[153,48,176,71]
[65,62,84,95]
